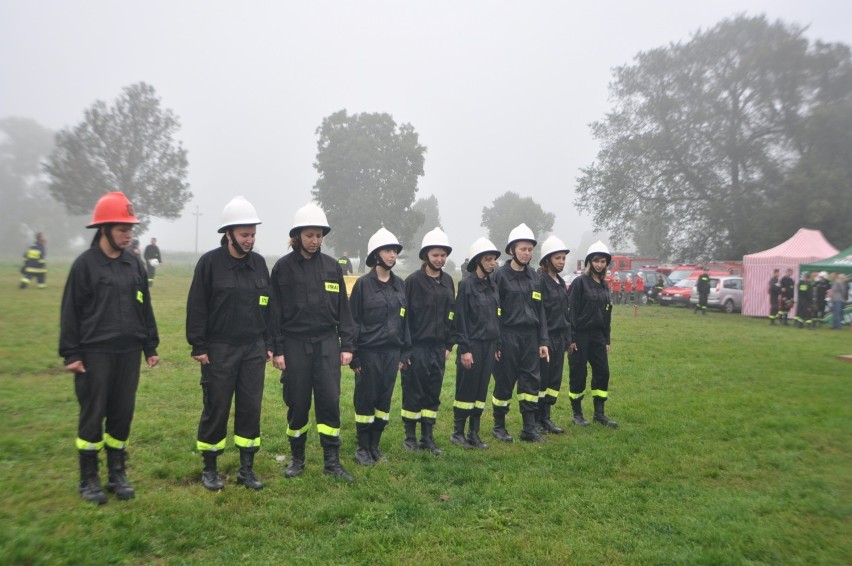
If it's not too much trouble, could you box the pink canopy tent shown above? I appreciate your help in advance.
[742,228,838,317]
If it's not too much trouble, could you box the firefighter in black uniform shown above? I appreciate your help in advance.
[451,237,501,449]
[143,237,162,286]
[568,241,617,428]
[537,235,572,435]
[401,227,456,456]
[694,266,711,315]
[186,196,270,491]
[491,223,550,443]
[768,268,782,324]
[270,202,355,481]
[60,192,159,504]
[795,272,814,328]
[338,251,354,275]
[814,272,831,320]
[349,228,410,466]
[20,232,47,288]
[779,268,796,325]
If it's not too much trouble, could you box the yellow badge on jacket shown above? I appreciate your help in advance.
[325,282,340,293]
[136,291,143,303]
[259,295,269,306]
[532,291,542,301]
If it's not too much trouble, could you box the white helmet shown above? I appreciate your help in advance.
[366,227,402,267]
[289,202,330,237]
[218,196,262,233]
[148,258,159,268]
[584,240,612,266]
[506,223,536,254]
[818,271,829,279]
[419,227,452,260]
[539,235,570,266]
[467,237,501,272]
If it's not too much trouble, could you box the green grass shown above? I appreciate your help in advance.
[0,260,850,565]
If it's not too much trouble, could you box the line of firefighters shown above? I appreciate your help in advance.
[768,267,836,328]
[60,193,619,504]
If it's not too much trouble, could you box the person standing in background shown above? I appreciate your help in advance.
[60,192,159,504]
[144,237,162,287]
[814,272,831,320]
[779,268,796,326]
[830,273,848,330]
[186,197,270,491]
[768,268,782,325]
[20,232,47,289]
[338,250,354,275]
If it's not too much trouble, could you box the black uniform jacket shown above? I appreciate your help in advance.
[539,270,572,344]
[350,269,411,363]
[568,274,612,345]
[491,262,549,348]
[186,246,271,356]
[404,266,456,350]
[697,273,711,295]
[270,251,355,355]
[60,246,159,365]
[780,276,795,300]
[454,272,500,355]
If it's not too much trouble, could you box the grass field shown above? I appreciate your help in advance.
[1,259,850,565]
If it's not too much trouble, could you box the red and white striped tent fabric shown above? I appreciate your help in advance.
[742,228,838,317]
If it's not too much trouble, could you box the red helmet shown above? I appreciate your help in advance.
[87,192,140,228]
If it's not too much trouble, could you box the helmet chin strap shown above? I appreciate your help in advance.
[103,224,122,254]
[228,230,251,256]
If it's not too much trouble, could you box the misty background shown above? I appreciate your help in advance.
[1,0,849,268]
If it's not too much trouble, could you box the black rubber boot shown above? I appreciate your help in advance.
[571,397,590,426]
[201,451,225,490]
[450,411,470,448]
[541,404,565,434]
[534,404,547,434]
[419,422,444,456]
[285,441,306,478]
[593,397,619,428]
[354,428,375,467]
[323,446,355,482]
[236,449,263,490]
[369,425,386,463]
[106,447,135,500]
[466,414,489,449]
[519,411,546,442]
[79,451,107,505]
[492,413,513,442]
[402,420,420,451]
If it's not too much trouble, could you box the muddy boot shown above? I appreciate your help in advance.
[492,413,513,442]
[449,410,470,448]
[79,450,107,505]
[369,425,386,463]
[419,422,444,456]
[106,447,135,500]
[201,451,225,490]
[236,449,263,490]
[354,427,375,467]
[593,397,619,428]
[466,413,489,449]
[571,397,590,426]
[541,404,565,434]
[402,420,420,452]
[323,446,354,482]
[284,440,306,478]
[519,411,546,442]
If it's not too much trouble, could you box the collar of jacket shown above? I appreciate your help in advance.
[94,246,134,267]
[366,268,396,289]
[419,265,450,286]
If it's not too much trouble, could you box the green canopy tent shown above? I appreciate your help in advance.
[800,245,852,275]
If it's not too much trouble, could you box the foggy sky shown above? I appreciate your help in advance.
[1,1,849,266]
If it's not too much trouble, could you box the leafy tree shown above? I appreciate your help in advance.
[410,195,442,253]
[575,16,852,260]
[481,191,555,248]
[44,82,192,234]
[0,117,81,256]
[312,110,426,263]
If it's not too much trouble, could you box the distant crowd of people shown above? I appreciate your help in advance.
[768,268,848,330]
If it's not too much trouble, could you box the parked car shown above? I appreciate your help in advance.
[658,278,695,307]
[615,269,671,304]
[690,276,743,313]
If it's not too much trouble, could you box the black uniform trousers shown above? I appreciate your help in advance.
[354,349,400,434]
[492,328,541,415]
[769,292,780,318]
[454,339,496,417]
[196,339,266,453]
[568,329,610,399]
[401,342,446,424]
[281,335,342,448]
[540,334,568,406]
[75,351,141,451]
[698,291,709,310]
